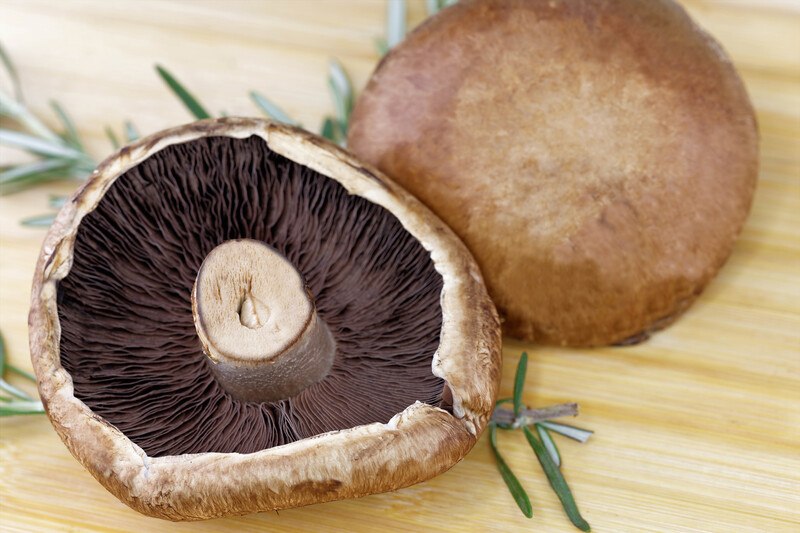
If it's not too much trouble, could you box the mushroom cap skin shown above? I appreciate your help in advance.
[348,0,759,346]
[29,118,501,520]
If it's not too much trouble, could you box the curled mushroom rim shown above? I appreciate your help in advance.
[28,117,502,519]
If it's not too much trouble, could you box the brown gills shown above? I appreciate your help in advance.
[57,135,444,457]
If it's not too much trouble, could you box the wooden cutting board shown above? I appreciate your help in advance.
[0,1,798,531]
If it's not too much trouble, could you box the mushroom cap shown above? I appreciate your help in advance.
[348,0,759,346]
[29,118,501,520]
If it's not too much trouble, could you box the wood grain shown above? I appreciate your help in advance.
[1,1,798,531]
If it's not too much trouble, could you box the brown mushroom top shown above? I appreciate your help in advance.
[348,0,759,346]
[29,119,501,520]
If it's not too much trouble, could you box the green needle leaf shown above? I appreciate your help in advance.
[8,364,36,382]
[539,421,594,444]
[0,400,44,416]
[124,121,139,142]
[327,59,353,132]
[249,91,299,125]
[48,194,68,209]
[489,424,533,518]
[386,0,407,49]
[0,159,73,194]
[155,65,211,120]
[0,91,61,143]
[20,213,56,227]
[320,117,337,142]
[536,423,561,468]
[50,100,84,151]
[425,0,456,15]
[0,129,82,159]
[513,352,528,417]
[105,126,120,150]
[0,328,6,376]
[320,116,346,147]
[425,0,440,15]
[374,37,389,57]
[523,427,591,532]
[0,378,32,401]
[0,41,23,102]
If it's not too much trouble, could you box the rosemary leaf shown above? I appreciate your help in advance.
[539,421,594,444]
[0,41,23,102]
[124,120,139,142]
[321,117,336,142]
[8,364,36,382]
[425,0,457,15]
[513,352,528,417]
[0,328,6,376]
[155,65,211,120]
[0,91,60,142]
[20,213,56,227]
[48,194,68,209]
[0,159,72,189]
[425,0,440,15]
[50,100,84,151]
[321,116,346,147]
[249,91,298,125]
[1,166,84,197]
[105,126,120,149]
[536,423,561,468]
[0,128,82,159]
[327,59,353,130]
[523,427,590,531]
[386,0,407,49]
[0,379,32,401]
[374,37,389,57]
[489,423,533,518]
[0,400,44,416]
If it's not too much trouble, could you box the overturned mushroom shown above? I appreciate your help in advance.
[29,118,501,519]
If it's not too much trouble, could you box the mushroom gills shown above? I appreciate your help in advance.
[57,135,446,457]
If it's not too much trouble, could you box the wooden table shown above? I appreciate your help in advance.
[1,1,798,531]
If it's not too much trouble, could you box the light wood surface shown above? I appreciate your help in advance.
[0,1,798,531]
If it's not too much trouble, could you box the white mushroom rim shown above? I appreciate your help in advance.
[29,118,500,519]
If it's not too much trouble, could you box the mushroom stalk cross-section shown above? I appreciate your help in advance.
[193,239,336,403]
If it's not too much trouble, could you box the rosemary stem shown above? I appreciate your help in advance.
[492,402,578,426]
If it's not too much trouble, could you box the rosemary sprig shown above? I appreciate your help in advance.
[0,329,44,417]
[155,65,211,120]
[489,353,592,531]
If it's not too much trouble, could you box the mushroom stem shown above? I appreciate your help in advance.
[192,239,335,403]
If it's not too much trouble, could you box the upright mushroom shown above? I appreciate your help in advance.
[29,118,501,519]
[349,0,759,346]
